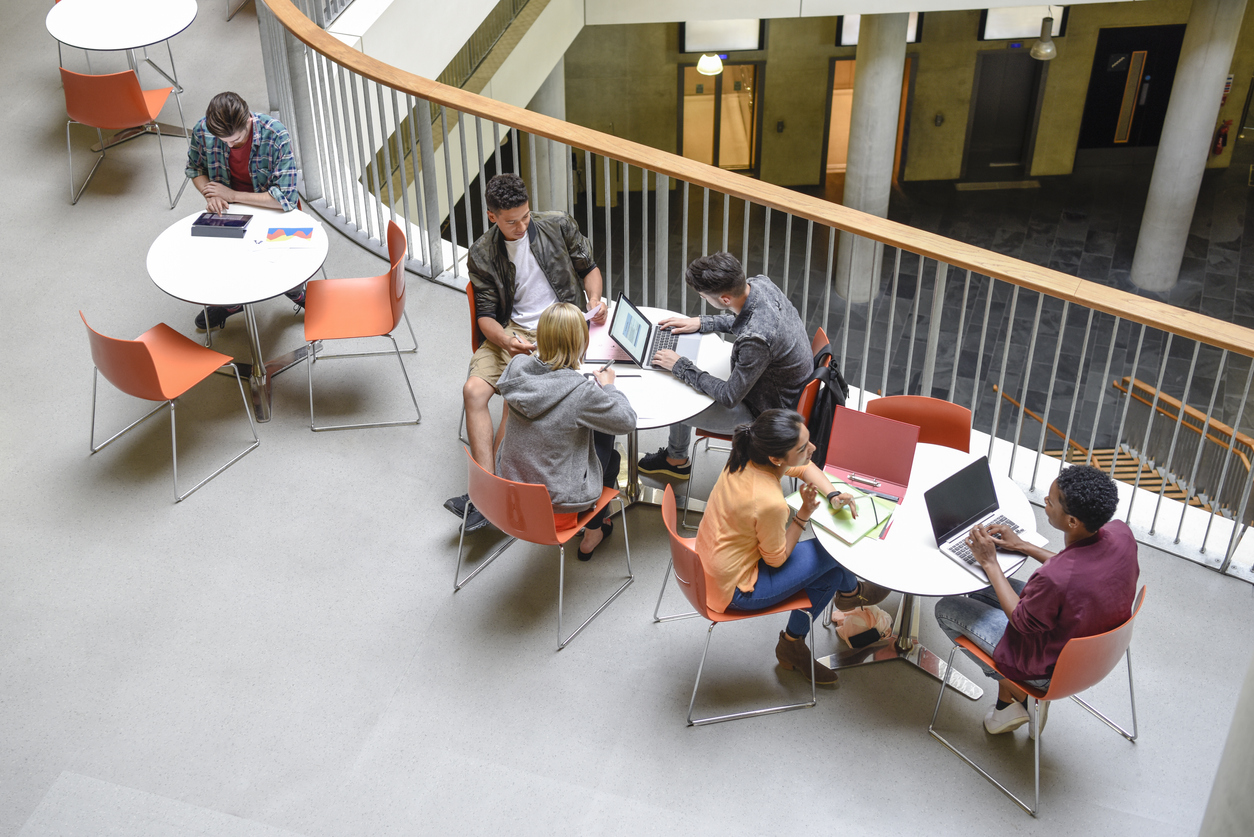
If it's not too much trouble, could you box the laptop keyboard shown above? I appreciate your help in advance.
[653,329,679,354]
[949,515,1025,565]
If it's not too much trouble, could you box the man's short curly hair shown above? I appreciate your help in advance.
[684,252,747,297]
[205,92,250,139]
[1056,465,1119,533]
[484,174,529,213]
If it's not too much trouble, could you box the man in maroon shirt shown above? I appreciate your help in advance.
[934,465,1139,736]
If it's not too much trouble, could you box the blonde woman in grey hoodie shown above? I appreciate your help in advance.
[495,303,638,559]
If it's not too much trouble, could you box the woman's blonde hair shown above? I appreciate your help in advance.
[536,302,589,371]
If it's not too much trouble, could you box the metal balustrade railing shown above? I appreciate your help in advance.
[258,0,1254,582]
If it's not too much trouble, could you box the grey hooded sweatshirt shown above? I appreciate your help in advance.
[495,355,638,512]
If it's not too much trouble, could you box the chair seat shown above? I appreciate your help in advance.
[141,86,173,123]
[136,323,233,400]
[696,429,732,442]
[304,275,395,341]
[710,591,812,623]
[954,636,1050,700]
[553,486,622,544]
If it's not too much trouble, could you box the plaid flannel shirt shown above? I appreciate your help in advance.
[184,112,298,211]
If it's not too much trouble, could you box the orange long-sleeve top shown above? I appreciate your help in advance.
[696,462,808,613]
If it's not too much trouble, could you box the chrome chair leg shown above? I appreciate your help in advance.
[307,334,421,431]
[171,363,260,502]
[453,504,516,592]
[67,121,106,205]
[1070,647,1138,741]
[557,495,634,650]
[88,368,164,453]
[652,555,698,623]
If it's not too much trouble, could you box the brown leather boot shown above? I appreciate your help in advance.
[775,631,839,685]
[833,580,891,612]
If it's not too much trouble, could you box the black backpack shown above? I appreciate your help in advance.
[807,342,849,467]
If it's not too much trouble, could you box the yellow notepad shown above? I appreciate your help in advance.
[786,481,896,545]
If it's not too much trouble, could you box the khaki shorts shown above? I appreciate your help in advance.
[467,322,537,389]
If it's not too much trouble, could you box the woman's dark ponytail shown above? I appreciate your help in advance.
[725,409,804,474]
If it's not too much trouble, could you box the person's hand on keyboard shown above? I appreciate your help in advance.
[656,315,700,334]
[650,349,680,371]
[966,524,1003,576]
[984,522,1029,555]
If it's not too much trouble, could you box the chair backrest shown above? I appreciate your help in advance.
[866,395,972,452]
[661,486,714,619]
[810,326,829,358]
[1045,586,1147,700]
[463,447,560,545]
[80,312,163,402]
[795,378,821,430]
[465,281,484,352]
[384,221,408,329]
[60,69,153,131]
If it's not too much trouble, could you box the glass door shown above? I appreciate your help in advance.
[680,63,761,173]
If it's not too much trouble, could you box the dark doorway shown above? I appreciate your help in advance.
[962,50,1044,181]
[1077,25,1185,153]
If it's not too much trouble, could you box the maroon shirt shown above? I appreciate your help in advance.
[993,519,1139,681]
[227,124,254,193]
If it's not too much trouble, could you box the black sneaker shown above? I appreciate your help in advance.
[444,493,490,532]
[287,289,306,313]
[195,305,243,332]
[637,447,691,480]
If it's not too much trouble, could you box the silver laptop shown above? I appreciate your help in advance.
[923,457,1048,582]
[608,293,701,370]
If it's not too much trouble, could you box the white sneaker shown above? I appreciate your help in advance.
[1028,700,1050,740]
[984,700,1030,734]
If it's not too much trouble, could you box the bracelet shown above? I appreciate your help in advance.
[825,490,839,502]
[793,516,810,526]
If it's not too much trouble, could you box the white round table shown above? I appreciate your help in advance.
[811,443,1038,700]
[580,306,733,507]
[147,204,329,422]
[46,0,197,53]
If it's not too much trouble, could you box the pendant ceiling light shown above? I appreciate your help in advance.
[1030,16,1057,61]
[696,53,724,76]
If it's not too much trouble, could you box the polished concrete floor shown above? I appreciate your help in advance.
[4,4,1254,836]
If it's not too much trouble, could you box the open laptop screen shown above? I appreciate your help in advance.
[923,456,1000,544]
[608,294,653,366]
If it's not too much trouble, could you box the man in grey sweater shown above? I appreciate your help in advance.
[638,252,813,479]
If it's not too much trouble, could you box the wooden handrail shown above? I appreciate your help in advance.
[1113,377,1253,473]
[991,384,1088,456]
[262,0,1254,358]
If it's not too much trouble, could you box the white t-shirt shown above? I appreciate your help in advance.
[505,231,558,330]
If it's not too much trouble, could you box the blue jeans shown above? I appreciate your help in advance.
[666,401,756,460]
[934,580,1050,690]
[726,538,857,637]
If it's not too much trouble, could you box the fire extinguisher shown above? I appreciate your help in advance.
[1212,120,1232,156]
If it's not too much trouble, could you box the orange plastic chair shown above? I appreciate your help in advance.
[456,280,486,446]
[866,395,972,452]
[81,312,259,502]
[929,586,1147,816]
[303,220,421,430]
[657,487,817,725]
[454,447,633,650]
[61,68,188,208]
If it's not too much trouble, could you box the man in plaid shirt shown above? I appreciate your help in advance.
[185,92,304,332]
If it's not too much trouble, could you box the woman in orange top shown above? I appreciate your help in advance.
[696,409,889,684]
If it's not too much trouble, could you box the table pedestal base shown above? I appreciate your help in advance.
[816,593,984,700]
[91,122,189,152]
[617,429,707,513]
[212,306,317,423]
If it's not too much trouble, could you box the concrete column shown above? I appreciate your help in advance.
[1199,650,1254,837]
[836,13,908,304]
[1130,0,1248,292]
[526,57,568,213]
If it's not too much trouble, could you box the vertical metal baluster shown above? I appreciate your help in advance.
[801,221,813,326]
[308,54,335,213]
[1177,350,1228,543]
[680,181,689,313]
[1220,465,1254,571]
[699,187,708,314]
[823,227,835,351]
[1059,309,1095,468]
[987,285,1021,459]
[439,107,460,277]
[641,169,648,306]
[476,116,489,233]
[603,154,612,298]
[881,248,902,400]
[654,172,669,306]
[583,150,594,254]
[721,192,730,253]
[1207,359,1254,555]
[782,214,793,298]
[1084,317,1124,466]
[458,111,474,244]
[511,126,520,176]
[762,207,771,275]
[970,275,994,415]
[493,122,503,177]
[374,84,396,222]
[948,269,972,401]
[1126,334,1175,521]
[841,256,851,372]
[903,255,925,396]
[920,261,949,397]
[1112,326,1148,513]
[566,144,575,218]
[622,162,630,295]
[741,199,750,271]
[527,129,538,198]
[1034,300,1068,489]
[404,96,428,267]
[415,96,441,275]
[857,237,875,409]
[1151,342,1201,532]
[333,66,360,228]
[389,90,414,260]
[357,77,383,240]
[1008,293,1045,478]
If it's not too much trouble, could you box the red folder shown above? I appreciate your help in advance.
[823,406,920,502]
